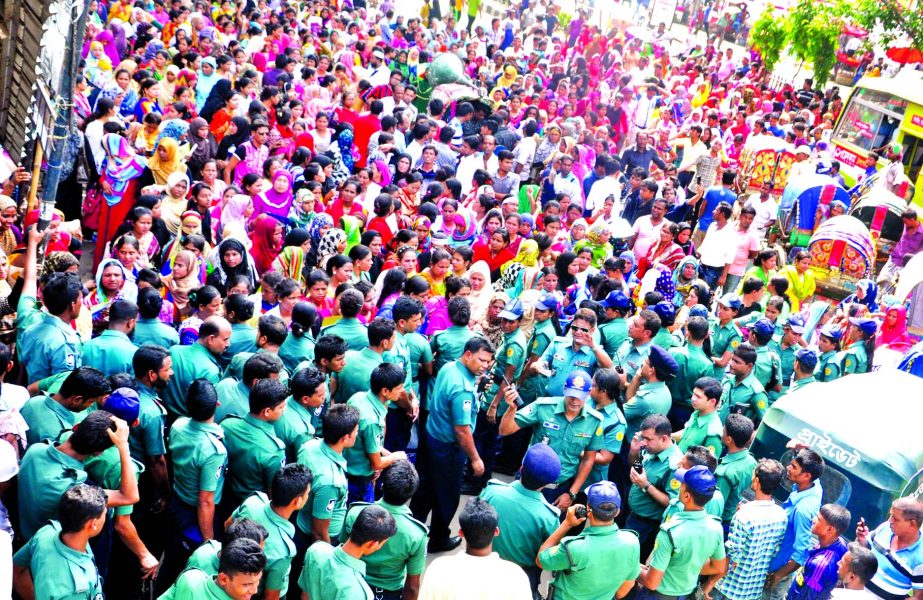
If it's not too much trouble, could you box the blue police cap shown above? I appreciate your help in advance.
[689,304,710,318]
[652,301,676,322]
[535,292,560,312]
[563,370,592,401]
[102,387,141,424]
[602,290,632,310]
[848,317,878,336]
[717,293,743,312]
[498,298,524,321]
[795,347,818,369]
[674,465,717,497]
[752,318,775,339]
[648,345,678,379]
[587,480,622,512]
[785,314,806,334]
[521,443,561,487]
[819,323,843,341]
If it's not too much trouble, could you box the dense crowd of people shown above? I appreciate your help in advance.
[0,0,921,598]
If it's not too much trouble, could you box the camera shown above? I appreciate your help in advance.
[614,365,625,375]
[575,506,587,519]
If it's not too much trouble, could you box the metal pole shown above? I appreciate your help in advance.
[39,0,91,219]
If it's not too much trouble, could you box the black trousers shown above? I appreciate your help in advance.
[410,433,465,542]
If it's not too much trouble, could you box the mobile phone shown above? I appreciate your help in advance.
[696,176,702,185]
[632,456,644,473]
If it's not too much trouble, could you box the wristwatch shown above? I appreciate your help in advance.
[567,491,576,501]
[642,483,652,494]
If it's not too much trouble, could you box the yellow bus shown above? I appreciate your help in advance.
[830,72,923,207]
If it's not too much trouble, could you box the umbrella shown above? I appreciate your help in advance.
[886,47,923,65]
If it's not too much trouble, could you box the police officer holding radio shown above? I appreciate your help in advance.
[499,370,604,508]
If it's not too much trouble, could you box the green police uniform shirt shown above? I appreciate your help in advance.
[164,343,221,417]
[841,344,868,375]
[222,350,289,384]
[405,331,434,397]
[335,348,383,405]
[772,339,798,398]
[788,375,816,394]
[84,446,143,518]
[278,333,315,376]
[599,318,629,358]
[627,443,684,521]
[185,540,220,576]
[159,567,237,599]
[815,350,842,382]
[383,331,413,393]
[168,417,227,506]
[753,345,783,394]
[715,449,758,523]
[17,442,88,540]
[225,323,258,361]
[129,384,168,462]
[132,317,179,349]
[80,330,137,377]
[538,524,641,600]
[513,396,604,483]
[320,317,369,351]
[273,398,316,462]
[668,345,715,408]
[719,373,768,423]
[480,480,559,568]
[678,410,724,455]
[431,326,477,371]
[213,379,250,423]
[296,438,348,537]
[21,394,87,446]
[652,328,680,350]
[710,320,742,379]
[299,542,373,600]
[340,500,428,591]
[19,312,82,383]
[586,400,627,486]
[649,509,726,596]
[480,329,527,416]
[344,391,387,478]
[661,489,726,524]
[221,414,286,502]
[517,319,556,402]
[13,521,103,600]
[229,492,297,594]
[623,381,672,443]
[425,360,478,444]
[539,338,599,397]
[614,339,653,381]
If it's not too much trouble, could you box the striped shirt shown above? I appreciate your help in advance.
[787,537,848,600]
[866,523,923,600]
[716,500,788,600]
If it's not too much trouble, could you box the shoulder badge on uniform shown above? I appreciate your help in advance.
[670,478,681,491]
[824,367,832,376]
[757,399,767,410]
[616,431,625,442]
[731,340,739,349]
[506,347,515,358]
[596,426,604,436]
[326,498,336,513]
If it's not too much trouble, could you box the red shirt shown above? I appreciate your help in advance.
[352,113,382,168]
[366,216,394,247]
[472,240,515,277]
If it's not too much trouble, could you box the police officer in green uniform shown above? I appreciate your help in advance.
[659,446,726,524]
[500,370,604,507]
[750,318,783,398]
[215,353,285,422]
[342,460,428,600]
[223,293,258,366]
[319,288,369,350]
[226,464,311,599]
[344,364,408,503]
[842,317,876,375]
[538,481,641,600]
[587,368,628,486]
[163,317,231,417]
[133,287,180,349]
[771,315,806,399]
[333,318,393,404]
[674,376,724,455]
[480,444,561,596]
[18,269,83,384]
[405,326,433,401]
[719,343,769,424]
[185,518,268,577]
[599,290,632,358]
[159,538,266,600]
[81,299,139,377]
[710,294,744,379]
[299,505,397,600]
[788,348,818,393]
[815,324,843,382]
[279,303,317,376]
[428,297,479,435]
[295,404,358,547]
[13,484,107,600]
[651,302,682,349]
[471,298,528,491]
[531,308,612,398]
[21,366,110,446]
[626,414,684,560]
[516,293,560,406]
[667,316,714,429]
[130,345,171,479]
[715,414,758,528]
[160,379,227,593]
[274,367,326,462]
[638,466,727,599]
[614,309,659,382]
[221,315,290,384]
[382,297,424,452]
[623,346,678,443]
[303,335,348,435]
[220,379,288,512]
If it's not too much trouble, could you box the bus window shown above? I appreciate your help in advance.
[833,88,906,152]
[905,133,923,184]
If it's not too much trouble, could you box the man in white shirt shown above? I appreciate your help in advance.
[365,49,391,87]
[632,198,669,259]
[550,155,583,205]
[744,181,778,239]
[674,124,707,189]
[419,498,531,600]
[697,201,738,290]
[513,120,538,175]
[586,158,623,218]
[831,543,879,600]
[456,136,485,196]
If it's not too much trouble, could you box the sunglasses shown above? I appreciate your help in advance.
[571,325,590,334]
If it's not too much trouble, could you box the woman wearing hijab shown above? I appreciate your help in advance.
[842,279,879,314]
[186,117,217,180]
[216,116,250,164]
[96,133,147,267]
[161,210,211,265]
[163,249,203,318]
[160,172,191,235]
[253,169,295,221]
[306,213,334,269]
[219,194,253,245]
[473,290,510,349]
[249,216,283,274]
[573,222,613,269]
[0,196,22,257]
[450,211,478,248]
[672,255,705,305]
[200,78,235,123]
[272,229,311,289]
[195,57,221,113]
[85,258,139,326]
[316,228,347,271]
[143,137,187,186]
[495,239,542,297]
[877,305,914,352]
[206,238,259,295]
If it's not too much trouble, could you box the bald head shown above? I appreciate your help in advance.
[200,316,232,355]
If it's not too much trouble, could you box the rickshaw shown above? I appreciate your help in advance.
[779,174,852,247]
[806,215,876,300]
[736,135,792,194]
[848,185,909,263]
[834,24,869,86]
[751,371,923,531]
